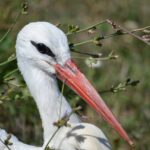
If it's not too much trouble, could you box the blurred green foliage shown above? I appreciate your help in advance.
[0,0,150,149]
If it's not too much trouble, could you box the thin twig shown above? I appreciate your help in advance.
[72,51,118,61]
[99,79,140,94]
[101,25,150,40]
[44,106,82,150]
[106,19,150,46]
[58,80,66,120]
[72,56,115,61]
[4,82,22,88]
[0,138,11,150]
[73,39,93,47]
[43,128,60,150]
[0,23,149,66]
[0,1,28,43]
[0,10,21,43]
[4,68,19,79]
[127,25,150,33]
[0,56,16,67]
[67,20,107,35]
[120,26,150,46]
[72,25,150,47]
[71,49,101,58]
[0,26,150,66]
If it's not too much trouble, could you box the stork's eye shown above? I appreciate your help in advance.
[30,41,55,58]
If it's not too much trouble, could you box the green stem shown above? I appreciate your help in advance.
[72,56,113,61]
[1,24,149,67]
[0,57,16,67]
[130,25,150,33]
[72,25,150,47]
[119,25,150,46]
[0,11,21,43]
[43,128,60,150]
[4,68,19,79]
[74,39,93,47]
[43,106,81,150]
[58,80,65,120]
[106,19,150,46]
[67,20,107,36]
[0,0,29,43]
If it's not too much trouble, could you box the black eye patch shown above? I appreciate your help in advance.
[30,40,55,58]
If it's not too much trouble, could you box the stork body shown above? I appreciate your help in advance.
[0,22,111,150]
[0,22,132,150]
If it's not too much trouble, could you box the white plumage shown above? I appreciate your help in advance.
[0,22,131,150]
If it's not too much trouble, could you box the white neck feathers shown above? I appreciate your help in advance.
[17,59,79,141]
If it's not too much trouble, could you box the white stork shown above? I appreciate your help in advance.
[0,22,133,150]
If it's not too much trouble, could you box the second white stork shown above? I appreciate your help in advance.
[0,22,133,150]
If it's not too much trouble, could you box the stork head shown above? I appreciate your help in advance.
[16,22,133,146]
[16,22,70,75]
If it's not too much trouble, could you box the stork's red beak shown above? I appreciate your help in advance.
[54,59,134,146]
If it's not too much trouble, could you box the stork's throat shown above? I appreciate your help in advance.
[18,63,79,141]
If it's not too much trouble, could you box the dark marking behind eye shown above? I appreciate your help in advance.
[30,40,55,58]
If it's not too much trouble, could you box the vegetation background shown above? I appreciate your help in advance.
[0,0,149,149]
